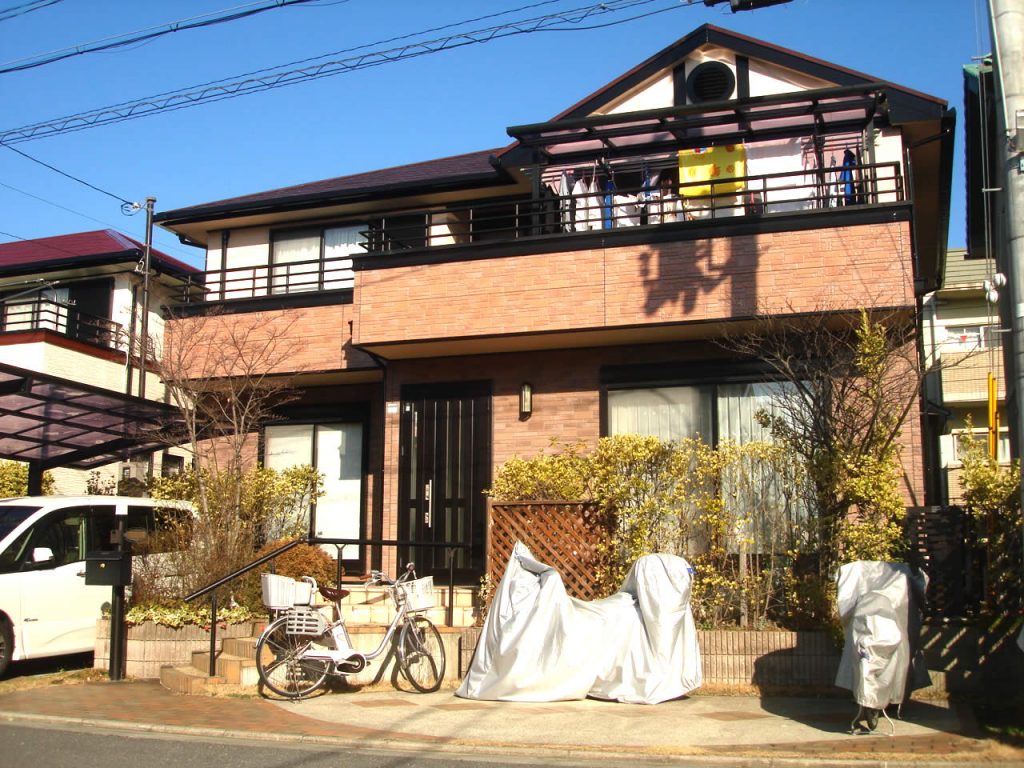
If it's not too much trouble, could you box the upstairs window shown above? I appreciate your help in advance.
[941,324,1000,352]
[270,224,366,295]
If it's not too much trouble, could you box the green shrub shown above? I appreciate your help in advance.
[958,424,1023,614]
[490,435,819,628]
[486,440,590,501]
[0,459,53,496]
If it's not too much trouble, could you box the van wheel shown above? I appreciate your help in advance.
[0,618,12,678]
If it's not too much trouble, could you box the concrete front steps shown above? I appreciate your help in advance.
[159,635,262,695]
[160,584,480,696]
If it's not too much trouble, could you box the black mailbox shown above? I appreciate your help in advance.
[85,550,132,587]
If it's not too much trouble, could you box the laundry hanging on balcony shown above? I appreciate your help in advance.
[572,173,602,232]
[678,145,746,197]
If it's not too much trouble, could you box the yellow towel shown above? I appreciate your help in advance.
[678,145,746,197]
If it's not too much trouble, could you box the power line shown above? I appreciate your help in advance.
[0,0,687,145]
[3,144,132,204]
[0,0,62,24]
[0,179,124,229]
[0,0,319,75]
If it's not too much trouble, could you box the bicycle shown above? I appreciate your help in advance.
[255,563,446,699]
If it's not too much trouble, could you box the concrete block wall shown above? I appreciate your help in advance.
[94,619,258,680]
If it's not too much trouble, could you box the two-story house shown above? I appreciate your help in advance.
[922,248,1009,504]
[155,25,954,584]
[0,229,199,492]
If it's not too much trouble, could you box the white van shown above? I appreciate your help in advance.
[0,496,191,677]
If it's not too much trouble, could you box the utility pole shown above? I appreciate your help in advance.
[987,1,1024,568]
[138,196,156,399]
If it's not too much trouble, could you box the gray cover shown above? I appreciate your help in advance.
[834,561,930,709]
[457,542,702,704]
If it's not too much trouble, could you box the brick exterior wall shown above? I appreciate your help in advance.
[172,217,927,576]
[165,303,374,379]
[355,221,914,346]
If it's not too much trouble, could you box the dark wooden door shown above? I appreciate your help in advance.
[398,382,491,583]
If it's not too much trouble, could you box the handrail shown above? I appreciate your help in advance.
[181,535,471,678]
[0,297,123,350]
[183,537,304,603]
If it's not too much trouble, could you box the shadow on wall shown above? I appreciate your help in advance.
[638,232,758,321]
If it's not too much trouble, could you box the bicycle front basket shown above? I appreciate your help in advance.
[398,576,435,612]
[285,607,328,636]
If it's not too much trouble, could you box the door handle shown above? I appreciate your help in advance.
[424,479,433,527]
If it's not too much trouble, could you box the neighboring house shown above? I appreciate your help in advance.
[155,25,954,584]
[0,229,199,492]
[922,248,1009,504]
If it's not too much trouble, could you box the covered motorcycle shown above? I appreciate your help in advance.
[834,561,930,732]
[457,542,702,704]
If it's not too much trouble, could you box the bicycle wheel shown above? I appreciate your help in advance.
[255,616,328,699]
[397,615,445,693]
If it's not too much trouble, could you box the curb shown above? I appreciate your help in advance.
[2,709,1019,768]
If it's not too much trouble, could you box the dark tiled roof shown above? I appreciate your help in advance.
[0,229,198,275]
[156,149,506,224]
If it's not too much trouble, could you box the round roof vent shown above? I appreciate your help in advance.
[686,61,736,104]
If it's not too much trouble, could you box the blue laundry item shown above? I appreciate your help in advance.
[603,178,616,229]
[840,149,856,204]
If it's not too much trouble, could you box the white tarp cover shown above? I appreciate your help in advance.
[834,561,930,710]
[456,542,702,704]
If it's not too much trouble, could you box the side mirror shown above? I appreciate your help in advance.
[31,546,55,564]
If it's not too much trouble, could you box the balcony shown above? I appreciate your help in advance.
[940,350,1006,404]
[0,298,123,351]
[172,159,905,305]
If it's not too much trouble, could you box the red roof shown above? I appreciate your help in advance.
[0,229,197,274]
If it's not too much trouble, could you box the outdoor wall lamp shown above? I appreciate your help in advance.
[519,382,533,419]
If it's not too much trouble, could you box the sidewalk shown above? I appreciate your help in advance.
[1,679,1022,766]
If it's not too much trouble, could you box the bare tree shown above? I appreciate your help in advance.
[719,304,936,584]
[124,307,323,600]
[156,308,305,510]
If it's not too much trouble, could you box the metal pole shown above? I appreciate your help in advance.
[138,196,156,399]
[988,1,1024,549]
[109,516,127,681]
[208,592,218,678]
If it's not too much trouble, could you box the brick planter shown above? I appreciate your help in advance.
[94,619,259,680]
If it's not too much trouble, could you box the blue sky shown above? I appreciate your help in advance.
[0,0,991,269]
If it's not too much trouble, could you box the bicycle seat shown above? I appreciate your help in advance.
[319,585,350,602]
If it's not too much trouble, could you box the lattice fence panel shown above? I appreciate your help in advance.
[488,501,605,601]
[904,505,980,617]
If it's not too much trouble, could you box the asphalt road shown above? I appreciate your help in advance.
[0,721,703,768]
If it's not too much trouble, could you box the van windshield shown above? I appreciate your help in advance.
[0,505,41,540]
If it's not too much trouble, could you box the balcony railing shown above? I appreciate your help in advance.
[364,160,904,250]
[174,255,356,304]
[172,160,904,304]
[0,298,123,350]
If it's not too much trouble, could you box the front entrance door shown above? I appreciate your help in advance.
[398,382,491,583]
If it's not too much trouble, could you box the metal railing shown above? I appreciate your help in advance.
[0,298,123,350]
[172,160,904,305]
[182,536,471,678]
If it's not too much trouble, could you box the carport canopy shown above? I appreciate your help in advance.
[0,362,180,492]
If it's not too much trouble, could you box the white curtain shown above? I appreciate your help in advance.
[323,225,364,290]
[272,232,320,294]
[607,386,712,443]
